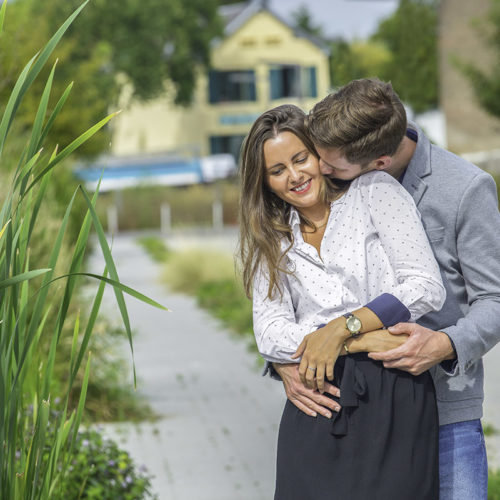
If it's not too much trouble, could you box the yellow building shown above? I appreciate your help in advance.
[110,0,330,161]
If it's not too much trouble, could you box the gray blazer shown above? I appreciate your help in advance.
[404,123,500,425]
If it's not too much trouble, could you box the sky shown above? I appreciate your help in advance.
[269,0,399,40]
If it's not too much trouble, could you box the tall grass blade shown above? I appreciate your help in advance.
[0,219,10,240]
[13,147,43,192]
[78,185,139,385]
[38,82,73,147]
[0,54,36,157]
[44,272,168,310]
[14,2,89,146]
[24,111,118,198]
[69,270,105,384]
[0,268,51,289]
[26,60,58,160]
[27,399,51,498]
[26,167,51,243]
[0,0,6,36]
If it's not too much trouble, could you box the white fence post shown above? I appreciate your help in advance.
[212,200,223,231]
[107,204,118,236]
[160,203,172,235]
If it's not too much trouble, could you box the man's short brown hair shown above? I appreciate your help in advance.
[307,78,407,165]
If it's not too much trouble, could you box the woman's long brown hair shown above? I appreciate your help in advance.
[238,104,347,300]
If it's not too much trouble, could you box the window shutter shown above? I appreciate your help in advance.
[209,71,219,103]
[307,67,317,98]
[270,68,282,100]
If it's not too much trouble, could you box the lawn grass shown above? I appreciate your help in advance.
[137,236,171,263]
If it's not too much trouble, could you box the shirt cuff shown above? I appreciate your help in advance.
[438,331,458,375]
[364,293,411,327]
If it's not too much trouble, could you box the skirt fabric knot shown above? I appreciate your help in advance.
[330,355,367,437]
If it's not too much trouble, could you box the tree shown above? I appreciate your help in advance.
[372,0,439,113]
[289,4,391,92]
[330,39,392,88]
[459,0,500,119]
[291,5,324,38]
[0,0,223,157]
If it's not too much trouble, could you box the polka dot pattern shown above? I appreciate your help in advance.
[252,171,445,363]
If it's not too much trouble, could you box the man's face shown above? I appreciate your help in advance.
[315,146,374,181]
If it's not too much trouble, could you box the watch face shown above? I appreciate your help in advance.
[347,315,362,332]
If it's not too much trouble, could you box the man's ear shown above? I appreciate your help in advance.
[370,155,392,171]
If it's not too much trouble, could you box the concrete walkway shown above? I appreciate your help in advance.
[87,231,285,500]
[88,230,500,499]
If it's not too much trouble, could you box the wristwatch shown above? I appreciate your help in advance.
[343,313,362,338]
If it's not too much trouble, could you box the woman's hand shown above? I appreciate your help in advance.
[291,321,347,392]
[349,329,408,353]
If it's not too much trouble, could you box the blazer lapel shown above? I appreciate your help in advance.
[402,169,428,206]
[402,122,432,207]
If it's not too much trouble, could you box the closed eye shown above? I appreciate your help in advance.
[269,167,284,175]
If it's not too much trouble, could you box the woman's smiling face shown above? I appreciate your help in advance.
[264,131,325,214]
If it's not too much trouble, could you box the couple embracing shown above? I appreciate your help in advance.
[238,78,500,499]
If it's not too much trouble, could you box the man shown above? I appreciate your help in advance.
[272,78,500,499]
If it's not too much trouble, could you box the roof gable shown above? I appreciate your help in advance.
[217,0,329,54]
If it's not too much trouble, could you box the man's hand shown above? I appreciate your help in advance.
[273,363,341,419]
[368,322,455,375]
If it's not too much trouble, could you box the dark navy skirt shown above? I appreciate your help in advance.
[274,353,439,500]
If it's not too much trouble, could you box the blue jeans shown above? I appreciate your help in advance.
[439,419,488,500]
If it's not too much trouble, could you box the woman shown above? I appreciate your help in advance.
[238,105,445,499]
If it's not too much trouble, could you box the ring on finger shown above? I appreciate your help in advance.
[307,366,316,371]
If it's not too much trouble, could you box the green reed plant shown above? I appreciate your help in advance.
[0,1,166,498]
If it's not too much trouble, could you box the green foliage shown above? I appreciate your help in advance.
[291,5,324,38]
[330,39,392,88]
[137,236,171,263]
[458,0,500,119]
[197,280,253,335]
[163,249,236,295]
[0,2,167,497]
[372,0,438,113]
[483,422,498,436]
[0,0,222,158]
[58,428,157,499]
[67,322,155,422]
[489,469,500,499]
[289,2,437,112]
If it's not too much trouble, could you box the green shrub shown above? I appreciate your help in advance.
[58,428,157,499]
[137,236,171,263]
[163,248,236,295]
[484,422,498,437]
[196,279,252,336]
[489,469,500,499]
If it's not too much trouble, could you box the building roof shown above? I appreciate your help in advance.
[217,0,330,54]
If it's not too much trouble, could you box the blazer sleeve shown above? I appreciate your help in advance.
[440,172,500,376]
